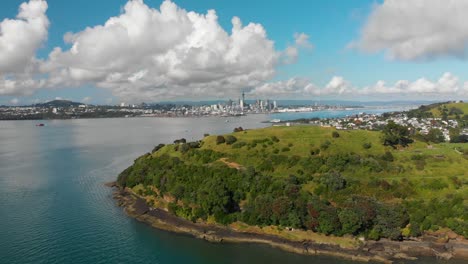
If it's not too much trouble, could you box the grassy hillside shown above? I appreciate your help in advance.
[119,126,468,240]
[406,101,467,121]
[429,102,468,118]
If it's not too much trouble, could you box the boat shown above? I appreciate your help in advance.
[35,123,45,127]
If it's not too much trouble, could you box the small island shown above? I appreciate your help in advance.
[113,102,468,263]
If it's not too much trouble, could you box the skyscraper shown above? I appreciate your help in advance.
[240,91,245,110]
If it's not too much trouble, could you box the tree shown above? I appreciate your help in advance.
[216,135,226,144]
[317,207,341,235]
[339,207,364,235]
[426,128,445,143]
[381,121,413,147]
[152,143,165,153]
[225,135,238,145]
[373,204,409,240]
[451,134,468,143]
[179,143,190,153]
[320,172,346,192]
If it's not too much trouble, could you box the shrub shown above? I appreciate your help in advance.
[174,138,187,144]
[320,172,347,191]
[233,127,244,132]
[332,131,340,138]
[188,141,201,148]
[203,133,210,137]
[281,147,291,152]
[232,141,247,149]
[271,136,280,143]
[363,142,372,149]
[225,135,238,145]
[320,140,331,150]
[179,143,190,153]
[382,121,413,147]
[381,151,394,162]
[216,136,226,145]
[152,143,165,153]
[310,148,321,155]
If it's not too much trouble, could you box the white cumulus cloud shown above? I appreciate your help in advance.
[251,72,468,99]
[251,77,316,96]
[0,0,313,101]
[0,0,49,96]
[41,0,283,101]
[282,33,313,64]
[352,0,468,61]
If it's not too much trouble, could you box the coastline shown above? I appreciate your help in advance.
[109,184,468,263]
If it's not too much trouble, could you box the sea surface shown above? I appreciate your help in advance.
[0,112,463,264]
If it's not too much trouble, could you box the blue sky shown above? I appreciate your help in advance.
[1,0,468,105]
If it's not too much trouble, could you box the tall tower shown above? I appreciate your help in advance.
[240,91,245,110]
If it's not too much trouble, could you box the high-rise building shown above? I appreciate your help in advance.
[240,91,245,110]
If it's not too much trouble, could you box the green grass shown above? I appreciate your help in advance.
[180,125,468,202]
[430,102,468,118]
[203,126,385,156]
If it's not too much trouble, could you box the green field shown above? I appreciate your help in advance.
[119,125,468,240]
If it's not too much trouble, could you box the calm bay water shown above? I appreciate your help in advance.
[0,114,462,264]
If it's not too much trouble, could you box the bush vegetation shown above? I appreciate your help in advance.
[118,125,468,241]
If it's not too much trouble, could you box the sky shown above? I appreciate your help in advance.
[1,0,468,105]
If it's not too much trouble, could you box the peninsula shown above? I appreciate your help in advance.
[114,102,468,263]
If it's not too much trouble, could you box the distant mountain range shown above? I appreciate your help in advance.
[34,100,84,108]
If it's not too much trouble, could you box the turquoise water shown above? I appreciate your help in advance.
[0,115,462,264]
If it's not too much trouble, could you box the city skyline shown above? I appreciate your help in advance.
[2,0,468,105]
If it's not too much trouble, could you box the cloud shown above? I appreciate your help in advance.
[0,0,49,96]
[352,0,468,61]
[323,76,352,95]
[41,0,283,101]
[251,72,468,99]
[294,33,313,49]
[0,0,311,101]
[250,77,317,96]
[82,96,92,103]
[282,33,313,64]
[9,98,20,105]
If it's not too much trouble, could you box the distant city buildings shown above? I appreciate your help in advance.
[280,112,465,142]
[0,93,359,120]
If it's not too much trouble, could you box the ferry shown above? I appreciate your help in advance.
[36,123,45,127]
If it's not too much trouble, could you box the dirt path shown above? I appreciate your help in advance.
[219,158,244,170]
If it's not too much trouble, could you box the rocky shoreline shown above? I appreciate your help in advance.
[110,184,468,263]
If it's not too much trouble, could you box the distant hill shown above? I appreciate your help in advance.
[34,100,83,108]
[404,101,467,119]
